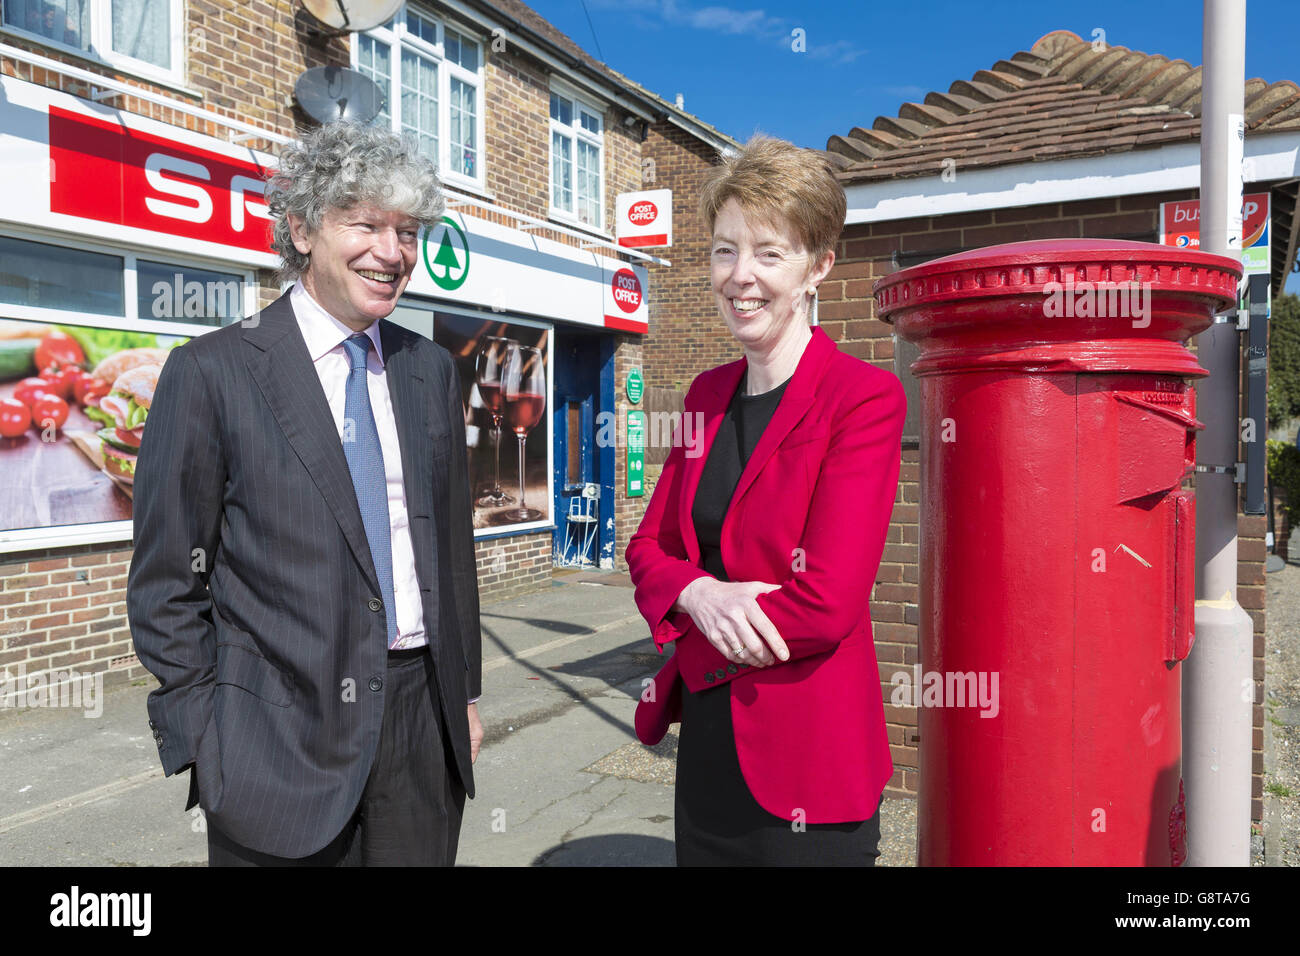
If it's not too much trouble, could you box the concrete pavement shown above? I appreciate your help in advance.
[0,568,912,866]
[10,558,1293,866]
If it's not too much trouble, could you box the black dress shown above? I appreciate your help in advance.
[674,370,884,867]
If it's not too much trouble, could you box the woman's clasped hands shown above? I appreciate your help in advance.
[675,577,790,666]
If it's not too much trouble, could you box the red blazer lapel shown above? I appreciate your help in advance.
[675,327,839,565]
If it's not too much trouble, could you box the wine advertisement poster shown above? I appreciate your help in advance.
[432,312,551,531]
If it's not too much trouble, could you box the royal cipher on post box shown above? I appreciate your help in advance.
[874,239,1241,866]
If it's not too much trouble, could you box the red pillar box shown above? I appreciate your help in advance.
[874,239,1241,866]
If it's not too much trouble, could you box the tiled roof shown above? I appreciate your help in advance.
[828,29,1300,184]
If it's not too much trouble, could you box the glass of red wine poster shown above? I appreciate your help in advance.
[474,335,515,507]
[502,344,546,523]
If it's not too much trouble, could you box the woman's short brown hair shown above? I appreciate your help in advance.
[698,134,846,265]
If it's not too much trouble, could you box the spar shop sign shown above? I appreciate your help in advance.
[404,208,650,334]
[615,189,672,249]
[424,216,471,291]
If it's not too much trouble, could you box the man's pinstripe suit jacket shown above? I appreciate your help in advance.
[127,291,481,859]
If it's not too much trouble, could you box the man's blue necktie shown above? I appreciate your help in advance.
[342,333,399,649]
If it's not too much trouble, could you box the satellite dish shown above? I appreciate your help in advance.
[295,67,387,125]
[300,0,402,32]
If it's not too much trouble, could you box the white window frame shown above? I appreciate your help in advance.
[547,79,605,231]
[0,0,186,89]
[0,225,257,337]
[352,4,486,193]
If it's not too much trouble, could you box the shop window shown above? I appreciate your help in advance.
[2,0,184,84]
[135,260,245,326]
[355,6,484,189]
[0,232,251,326]
[549,86,604,229]
[0,234,123,316]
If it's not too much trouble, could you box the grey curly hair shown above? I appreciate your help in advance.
[266,122,445,281]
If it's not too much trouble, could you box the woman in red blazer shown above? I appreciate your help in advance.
[626,135,906,866]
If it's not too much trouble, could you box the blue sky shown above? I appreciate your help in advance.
[524,0,1298,291]
[526,0,1293,148]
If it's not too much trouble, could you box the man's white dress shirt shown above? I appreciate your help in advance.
[290,280,427,651]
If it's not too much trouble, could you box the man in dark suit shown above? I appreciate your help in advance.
[127,122,483,866]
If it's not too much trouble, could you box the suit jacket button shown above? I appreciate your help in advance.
[714,668,726,680]
[148,719,156,729]
[726,663,738,674]
[368,676,383,692]
[368,598,383,612]
[703,672,715,684]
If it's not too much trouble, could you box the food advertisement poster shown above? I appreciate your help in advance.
[0,320,188,551]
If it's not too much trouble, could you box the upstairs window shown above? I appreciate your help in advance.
[548,86,603,229]
[2,0,184,85]
[356,6,484,189]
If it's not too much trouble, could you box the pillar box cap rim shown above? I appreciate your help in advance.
[872,238,1243,325]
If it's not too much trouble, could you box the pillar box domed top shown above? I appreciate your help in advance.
[872,238,1243,378]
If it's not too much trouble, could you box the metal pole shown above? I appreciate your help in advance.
[1187,0,1253,866]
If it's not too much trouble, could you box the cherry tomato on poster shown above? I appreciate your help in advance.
[31,393,69,431]
[13,377,54,408]
[39,364,76,401]
[0,398,30,438]
[34,331,84,372]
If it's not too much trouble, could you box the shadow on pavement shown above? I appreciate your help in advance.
[530,834,674,866]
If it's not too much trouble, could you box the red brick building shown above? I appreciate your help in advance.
[0,0,734,692]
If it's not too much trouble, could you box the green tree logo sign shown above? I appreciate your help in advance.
[423,216,470,291]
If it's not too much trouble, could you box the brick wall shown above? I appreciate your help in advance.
[189,0,349,133]
[474,532,552,601]
[640,122,741,390]
[482,38,641,237]
[483,50,549,218]
[1,545,146,690]
[824,190,1267,819]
